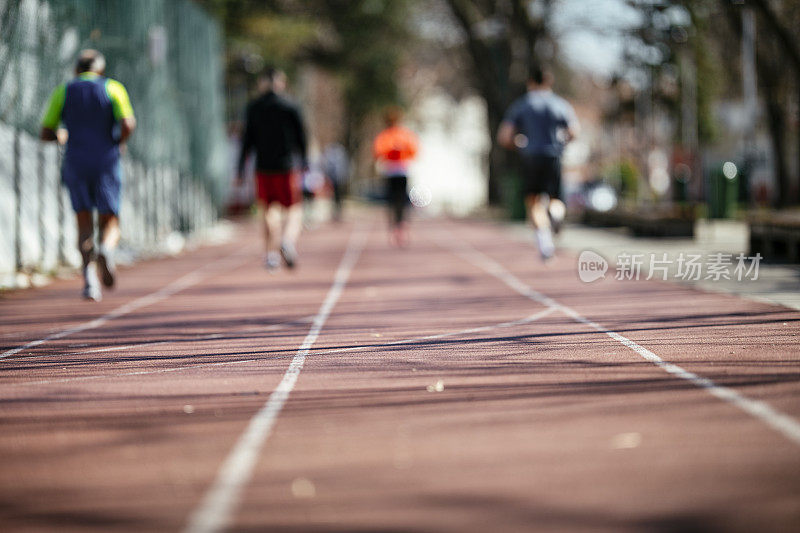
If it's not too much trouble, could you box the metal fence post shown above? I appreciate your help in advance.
[57,148,65,266]
[155,166,163,242]
[147,167,154,245]
[161,166,169,236]
[130,161,139,247]
[195,181,202,233]
[13,128,22,274]
[177,170,185,234]
[38,142,46,269]
[140,163,147,247]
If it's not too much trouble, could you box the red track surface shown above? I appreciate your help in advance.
[1,215,799,532]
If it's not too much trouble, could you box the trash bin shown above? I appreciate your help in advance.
[708,162,739,218]
[501,170,526,221]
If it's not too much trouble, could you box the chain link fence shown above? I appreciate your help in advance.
[0,0,228,286]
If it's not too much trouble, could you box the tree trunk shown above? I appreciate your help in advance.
[446,0,516,205]
[765,93,789,206]
[485,108,506,205]
[721,1,795,206]
[759,64,790,207]
[748,0,800,204]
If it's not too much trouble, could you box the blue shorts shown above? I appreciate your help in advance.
[62,158,122,215]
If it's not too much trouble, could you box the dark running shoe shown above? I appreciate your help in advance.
[280,243,297,269]
[97,246,116,288]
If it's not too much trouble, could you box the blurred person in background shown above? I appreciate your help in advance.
[40,49,136,301]
[373,107,419,247]
[321,142,349,222]
[301,161,326,229]
[498,62,579,261]
[237,67,308,271]
[226,120,255,215]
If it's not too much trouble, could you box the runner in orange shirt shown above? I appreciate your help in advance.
[373,107,418,247]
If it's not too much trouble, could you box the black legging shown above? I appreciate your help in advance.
[385,175,408,226]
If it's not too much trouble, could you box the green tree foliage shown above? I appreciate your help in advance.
[197,0,413,156]
[304,0,412,150]
[689,7,721,145]
[603,159,640,203]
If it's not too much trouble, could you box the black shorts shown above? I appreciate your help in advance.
[521,155,561,199]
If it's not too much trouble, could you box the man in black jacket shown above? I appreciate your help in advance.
[237,68,307,271]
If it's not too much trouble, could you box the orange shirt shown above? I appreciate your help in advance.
[373,126,418,163]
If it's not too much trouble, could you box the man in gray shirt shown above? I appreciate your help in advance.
[497,63,579,260]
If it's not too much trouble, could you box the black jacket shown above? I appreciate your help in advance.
[238,91,307,174]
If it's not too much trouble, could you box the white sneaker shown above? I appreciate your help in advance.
[536,228,555,260]
[548,202,566,235]
[82,264,102,301]
[264,252,281,272]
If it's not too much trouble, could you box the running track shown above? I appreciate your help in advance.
[1,216,798,532]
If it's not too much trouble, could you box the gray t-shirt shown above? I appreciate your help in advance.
[503,89,578,158]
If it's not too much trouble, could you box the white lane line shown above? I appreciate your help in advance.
[437,233,800,446]
[184,226,369,533]
[7,309,554,389]
[0,248,254,361]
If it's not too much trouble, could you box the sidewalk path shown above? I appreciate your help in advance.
[1,215,798,532]
[550,220,800,310]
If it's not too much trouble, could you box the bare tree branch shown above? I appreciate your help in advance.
[445,0,505,113]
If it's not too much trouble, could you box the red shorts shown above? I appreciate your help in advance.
[255,171,301,207]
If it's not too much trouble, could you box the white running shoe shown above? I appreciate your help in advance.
[82,263,102,301]
[548,201,566,235]
[264,252,281,272]
[536,228,555,260]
